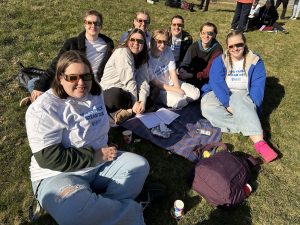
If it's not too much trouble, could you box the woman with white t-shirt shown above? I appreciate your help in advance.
[201,31,278,163]
[148,29,200,109]
[26,50,149,225]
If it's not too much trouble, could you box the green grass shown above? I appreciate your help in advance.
[0,0,299,224]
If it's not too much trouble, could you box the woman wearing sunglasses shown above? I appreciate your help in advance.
[20,9,114,107]
[201,31,278,163]
[26,50,149,225]
[148,29,200,109]
[100,28,149,124]
[119,11,151,48]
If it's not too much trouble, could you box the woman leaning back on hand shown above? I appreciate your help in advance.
[26,50,149,225]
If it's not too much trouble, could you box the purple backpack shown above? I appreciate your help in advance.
[192,149,258,208]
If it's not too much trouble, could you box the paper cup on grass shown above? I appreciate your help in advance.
[174,200,184,219]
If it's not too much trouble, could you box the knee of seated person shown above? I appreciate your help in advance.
[172,98,188,109]
[120,152,150,174]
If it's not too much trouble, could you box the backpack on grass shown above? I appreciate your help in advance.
[16,62,46,89]
[192,149,258,208]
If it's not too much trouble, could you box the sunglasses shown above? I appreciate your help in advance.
[129,38,145,44]
[171,23,183,28]
[85,20,101,27]
[155,39,168,45]
[201,31,215,36]
[137,19,150,24]
[228,42,245,49]
[63,73,94,83]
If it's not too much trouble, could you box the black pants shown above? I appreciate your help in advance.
[275,0,289,19]
[231,2,252,31]
[199,0,210,11]
[103,88,132,113]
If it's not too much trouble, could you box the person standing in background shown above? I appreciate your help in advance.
[275,0,289,19]
[231,0,259,32]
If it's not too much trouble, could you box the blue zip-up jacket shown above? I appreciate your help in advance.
[203,50,266,113]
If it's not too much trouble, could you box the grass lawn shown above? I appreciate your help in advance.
[0,0,299,225]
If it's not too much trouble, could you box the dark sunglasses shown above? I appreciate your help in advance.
[129,38,145,45]
[85,20,101,27]
[228,42,245,49]
[171,23,183,28]
[201,31,215,36]
[155,39,168,45]
[63,73,94,83]
[137,19,150,24]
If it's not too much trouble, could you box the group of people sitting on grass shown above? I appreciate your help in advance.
[24,9,279,225]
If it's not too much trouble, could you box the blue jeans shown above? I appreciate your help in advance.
[201,91,263,136]
[27,77,39,93]
[32,151,149,225]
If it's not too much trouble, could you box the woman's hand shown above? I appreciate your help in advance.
[226,106,233,114]
[100,146,117,161]
[132,101,145,115]
[31,90,44,101]
[173,87,185,96]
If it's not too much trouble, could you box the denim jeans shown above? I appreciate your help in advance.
[32,151,149,225]
[201,91,263,136]
[27,77,39,93]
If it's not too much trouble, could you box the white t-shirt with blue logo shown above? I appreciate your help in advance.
[148,47,176,86]
[170,35,182,62]
[225,59,248,92]
[26,90,109,181]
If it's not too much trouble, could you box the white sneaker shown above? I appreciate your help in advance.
[147,0,154,4]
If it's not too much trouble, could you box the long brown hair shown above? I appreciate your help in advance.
[51,50,102,99]
[226,31,249,73]
[119,28,148,68]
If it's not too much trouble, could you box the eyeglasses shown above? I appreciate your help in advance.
[228,42,245,49]
[85,20,101,27]
[62,73,94,83]
[171,23,183,28]
[201,31,215,36]
[136,19,150,24]
[129,38,145,45]
[155,39,168,45]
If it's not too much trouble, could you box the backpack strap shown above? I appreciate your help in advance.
[246,155,260,168]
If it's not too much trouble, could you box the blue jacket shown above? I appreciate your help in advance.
[203,50,266,113]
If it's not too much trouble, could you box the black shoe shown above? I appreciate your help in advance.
[136,183,166,210]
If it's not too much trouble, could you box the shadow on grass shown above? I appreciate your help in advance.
[215,9,235,13]
[261,76,285,158]
[196,203,253,225]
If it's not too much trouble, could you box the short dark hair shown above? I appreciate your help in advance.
[119,28,148,68]
[52,50,102,99]
[200,22,218,35]
[84,10,103,27]
[171,15,184,24]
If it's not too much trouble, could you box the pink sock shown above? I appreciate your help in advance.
[254,141,278,163]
